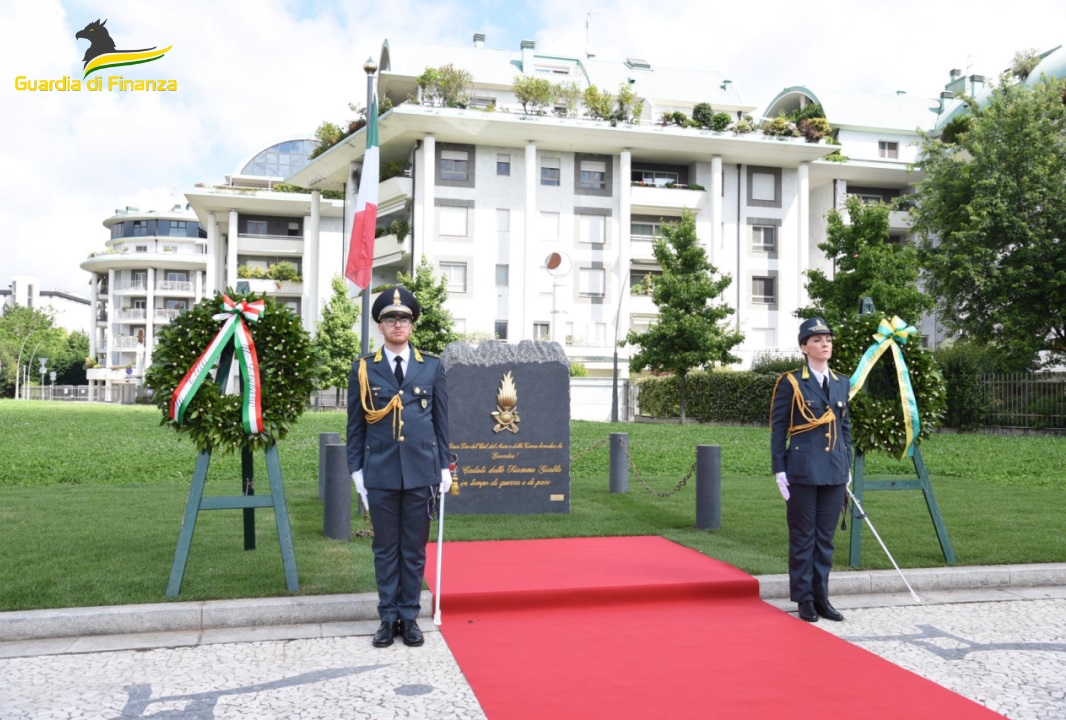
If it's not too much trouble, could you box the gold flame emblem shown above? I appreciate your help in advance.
[491,371,520,434]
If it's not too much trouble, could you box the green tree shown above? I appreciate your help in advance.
[313,276,361,403]
[912,75,1066,370]
[799,195,933,325]
[417,64,472,108]
[555,81,581,118]
[0,305,65,397]
[583,85,613,120]
[396,256,460,355]
[512,75,554,115]
[624,211,743,422]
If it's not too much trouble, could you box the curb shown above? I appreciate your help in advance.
[3,564,1065,643]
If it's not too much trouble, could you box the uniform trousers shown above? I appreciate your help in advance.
[786,483,847,603]
[367,485,433,622]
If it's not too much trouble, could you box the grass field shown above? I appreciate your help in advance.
[1,400,1063,611]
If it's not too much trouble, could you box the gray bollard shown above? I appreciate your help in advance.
[323,444,351,541]
[318,432,340,501]
[695,444,721,530]
[609,432,629,493]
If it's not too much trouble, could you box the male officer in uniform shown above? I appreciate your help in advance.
[346,286,452,648]
[770,317,852,622]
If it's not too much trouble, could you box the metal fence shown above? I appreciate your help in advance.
[981,373,1066,431]
[23,384,149,404]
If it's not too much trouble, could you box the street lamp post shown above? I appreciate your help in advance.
[610,279,628,423]
[38,357,48,401]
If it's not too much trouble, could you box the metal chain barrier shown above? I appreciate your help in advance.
[570,437,610,463]
[619,435,696,498]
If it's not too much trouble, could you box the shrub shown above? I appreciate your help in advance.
[692,102,714,129]
[569,362,588,378]
[711,112,733,131]
[732,118,754,134]
[798,117,831,143]
[268,261,299,282]
[761,114,800,137]
[750,351,804,375]
[934,340,998,430]
[637,371,780,424]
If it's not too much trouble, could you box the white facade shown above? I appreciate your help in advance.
[79,206,209,396]
[2,275,89,334]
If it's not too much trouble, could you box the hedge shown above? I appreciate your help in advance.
[637,371,782,424]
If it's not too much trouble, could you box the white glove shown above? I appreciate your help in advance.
[440,468,453,494]
[351,470,368,509]
[775,472,790,501]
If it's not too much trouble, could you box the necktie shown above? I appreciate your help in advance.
[822,375,830,398]
[394,356,404,386]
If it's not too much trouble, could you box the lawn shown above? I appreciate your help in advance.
[1,400,1063,611]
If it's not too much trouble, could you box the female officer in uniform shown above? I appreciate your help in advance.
[770,317,852,622]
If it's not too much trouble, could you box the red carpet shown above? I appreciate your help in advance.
[426,536,1003,720]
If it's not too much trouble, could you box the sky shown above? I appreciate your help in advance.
[3,0,1066,294]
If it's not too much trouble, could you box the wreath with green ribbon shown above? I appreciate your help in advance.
[832,314,946,458]
[146,291,320,453]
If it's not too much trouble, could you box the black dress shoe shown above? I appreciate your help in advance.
[814,599,844,621]
[399,619,424,647]
[372,620,396,648]
[797,600,818,622]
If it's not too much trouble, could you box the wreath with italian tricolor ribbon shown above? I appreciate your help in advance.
[146,291,320,453]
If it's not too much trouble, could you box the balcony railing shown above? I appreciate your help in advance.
[112,336,143,348]
[156,280,193,292]
[115,309,147,321]
[116,282,148,292]
[154,308,182,321]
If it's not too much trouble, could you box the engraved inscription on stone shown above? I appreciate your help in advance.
[442,341,570,514]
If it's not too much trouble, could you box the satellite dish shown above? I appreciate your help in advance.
[545,251,572,277]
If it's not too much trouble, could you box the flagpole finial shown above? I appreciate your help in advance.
[363,57,378,75]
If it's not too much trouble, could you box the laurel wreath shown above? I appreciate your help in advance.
[146,291,321,453]
[831,314,946,457]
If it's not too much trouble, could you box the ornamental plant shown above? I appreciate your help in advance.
[145,291,321,453]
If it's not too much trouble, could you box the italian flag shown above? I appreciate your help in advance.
[344,91,379,291]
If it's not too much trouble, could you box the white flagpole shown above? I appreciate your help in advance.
[433,490,445,625]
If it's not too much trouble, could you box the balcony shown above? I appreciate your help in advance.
[156,280,193,293]
[373,232,411,265]
[242,278,304,295]
[630,235,656,262]
[630,184,705,215]
[112,336,143,348]
[115,309,147,321]
[888,210,913,233]
[154,308,183,322]
[116,282,148,293]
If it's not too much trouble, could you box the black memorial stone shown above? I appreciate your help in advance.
[441,340,570,514]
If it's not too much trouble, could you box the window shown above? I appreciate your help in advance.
[471,96,496,109]
[166,271,188,282]
[879,141,899,159]
[496,265,509,286]
[540,212,560,242]
[579,268,606,297]
[132,271,147,288]
[752,276,775,304]
[440,262,468,292]
[631,219,666,239]
[439,206,468,237]
[288,222,300,237]
[578,214,606,244]
[579,160,606,190]
[753,226,775,252]
[133,220,147,236]
[168,221,187,236]
[635,170,678,186]
[854,193,884,205]
[535,64,571,76]
[135,245,148,253]
[495,320,508,340]
[164,299,187,310]
[497,154,511,176]
[132,299,147,310]
[751,173,776,202]
[247,220,268,236]
[541,157,560,186]
[533,322,550,341]
[441,150,469,181]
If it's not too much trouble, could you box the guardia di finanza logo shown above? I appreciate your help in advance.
[76,18,171,78]
[14,18,176,92]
